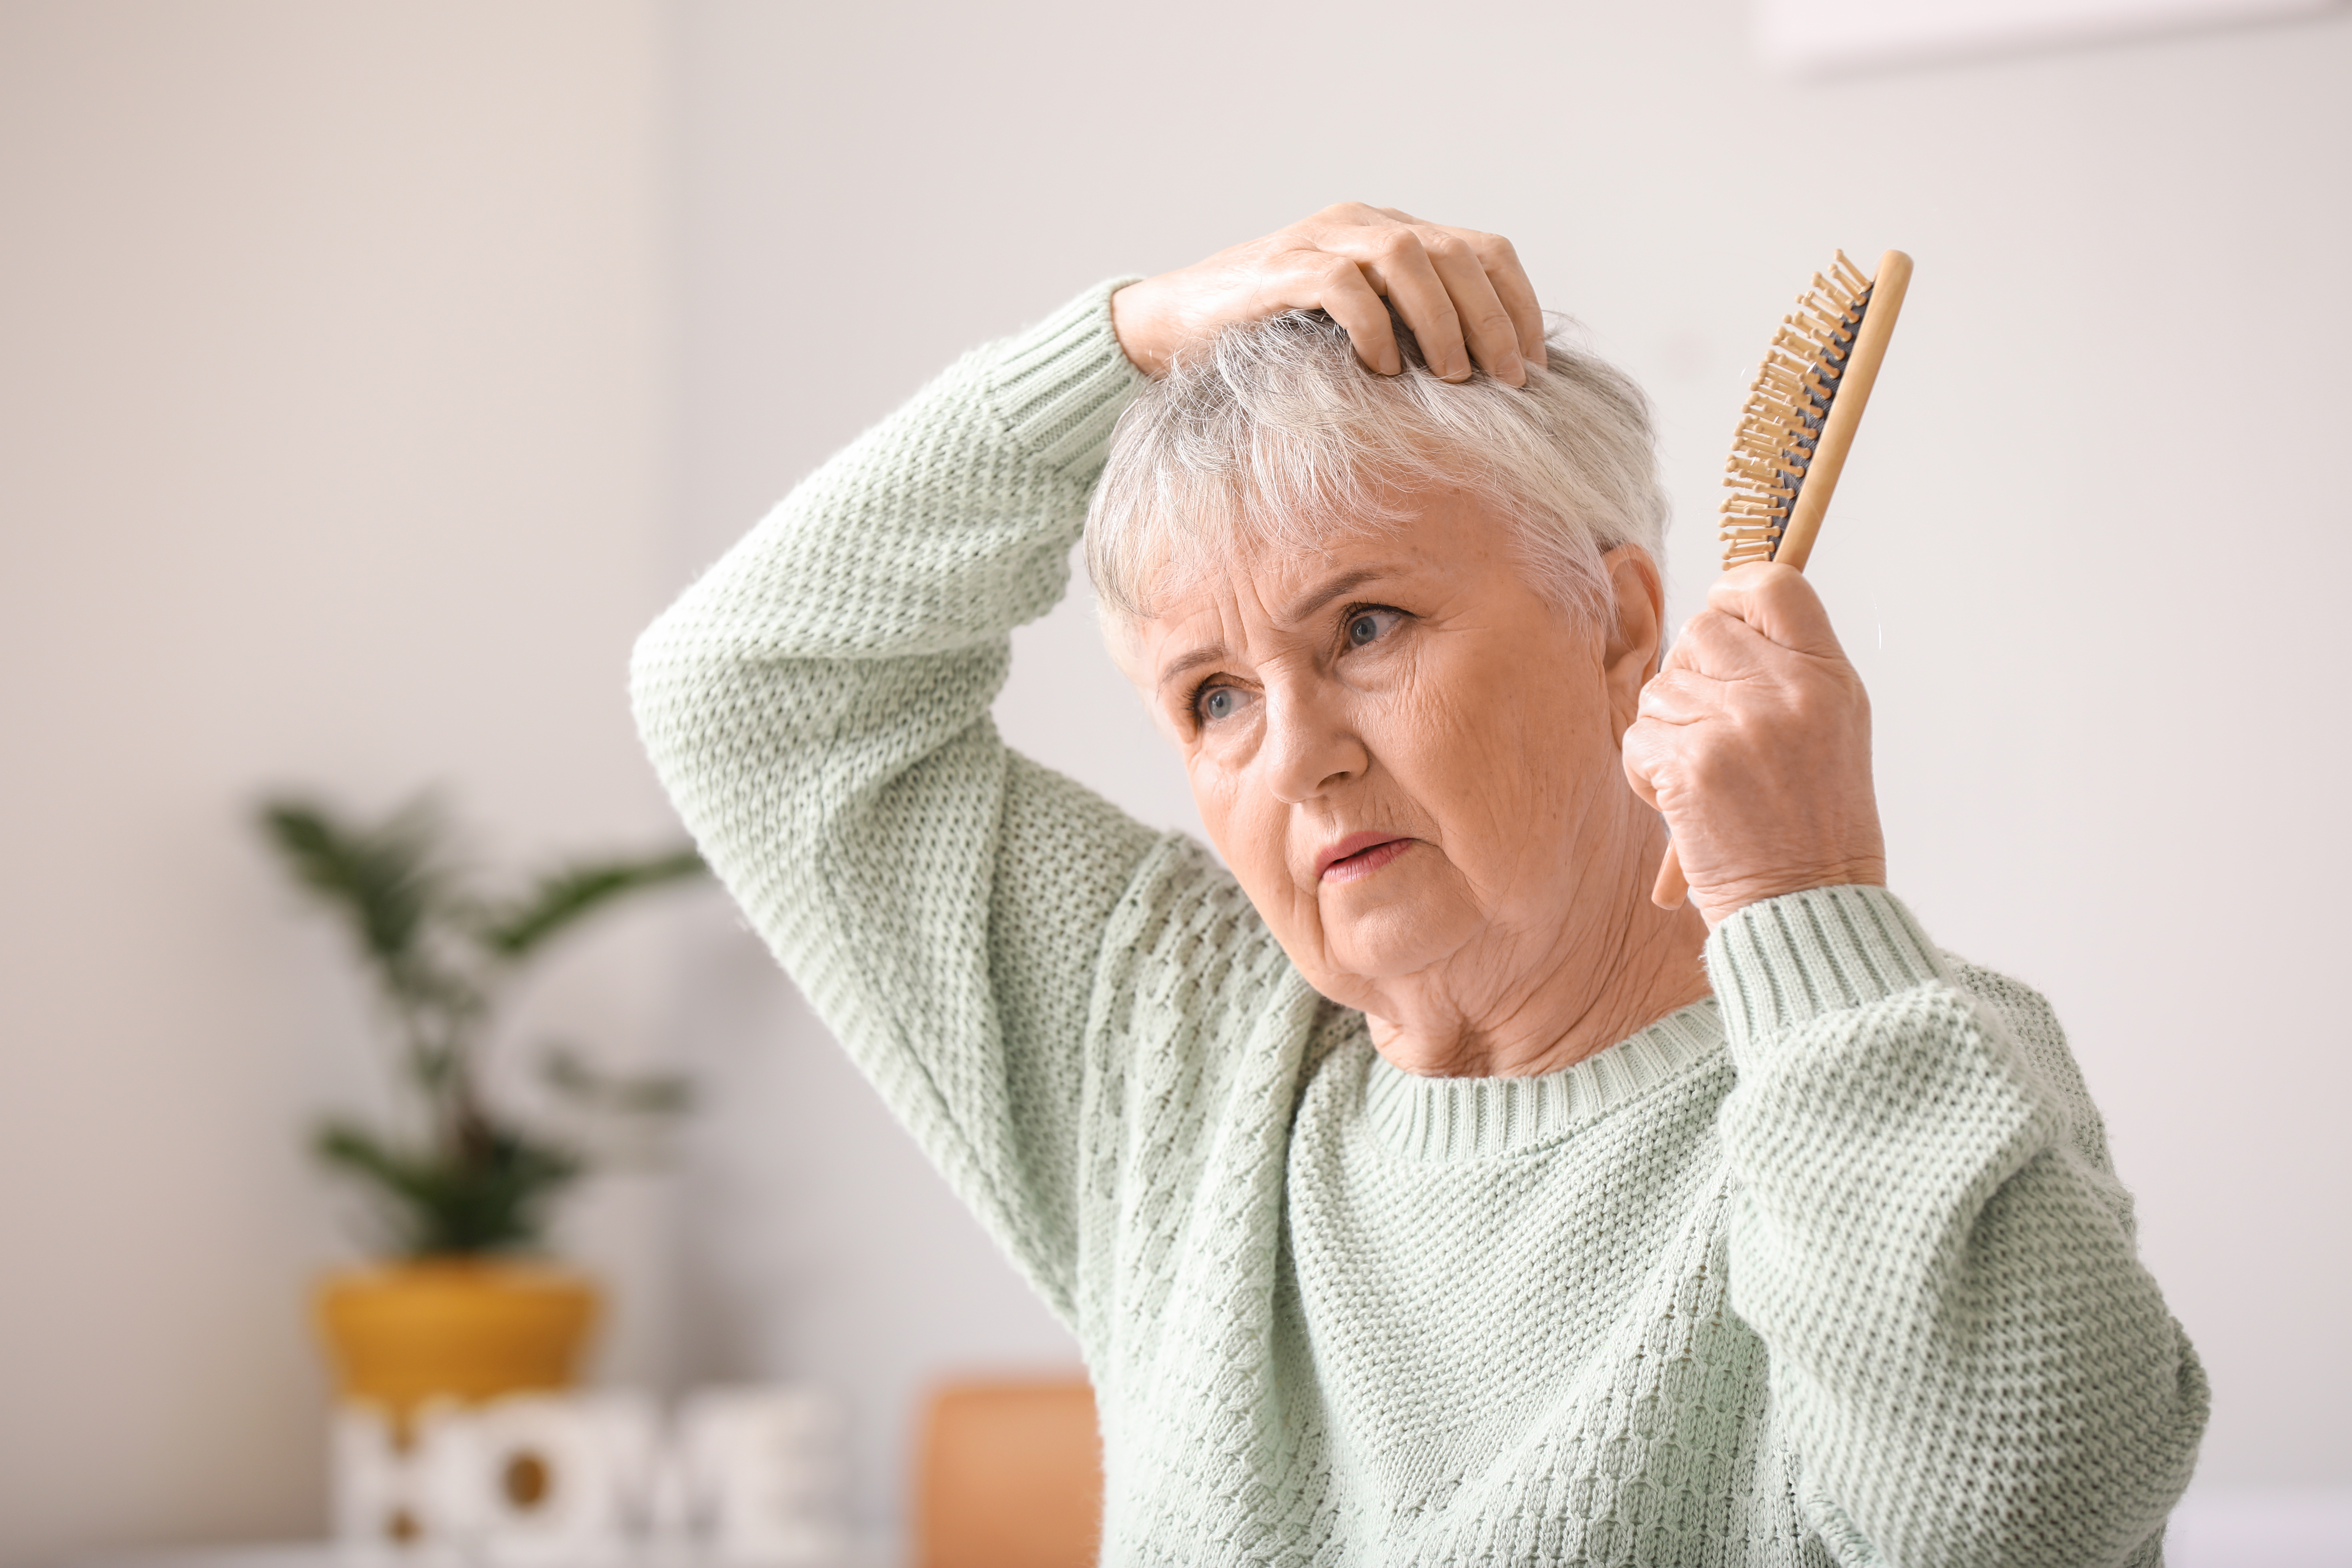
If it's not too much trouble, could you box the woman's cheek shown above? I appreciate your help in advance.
[1187,752,1284,884]
[1368,677,1480,810]
[1235,821,1322,965]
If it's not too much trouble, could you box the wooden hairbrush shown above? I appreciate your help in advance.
[1652,247,1913,910]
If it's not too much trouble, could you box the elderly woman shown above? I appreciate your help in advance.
[633,205,2206,1566]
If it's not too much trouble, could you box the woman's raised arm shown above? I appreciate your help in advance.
[629,281,1163,1317]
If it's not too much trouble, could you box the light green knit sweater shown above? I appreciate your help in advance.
[631,282,2207,1566]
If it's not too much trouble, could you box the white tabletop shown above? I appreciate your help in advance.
[74,1547,894,1568]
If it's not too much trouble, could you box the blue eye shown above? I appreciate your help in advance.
[1346,609,1398,648]
[1196,685,1242,724]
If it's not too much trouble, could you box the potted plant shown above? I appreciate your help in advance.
[257,792,706,1429]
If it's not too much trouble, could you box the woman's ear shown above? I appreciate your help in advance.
[1599,545,1665,745]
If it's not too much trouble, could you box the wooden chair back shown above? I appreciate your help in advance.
[916,1378,1102,1568]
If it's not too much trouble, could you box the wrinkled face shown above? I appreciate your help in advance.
[1122,489,1651,1020]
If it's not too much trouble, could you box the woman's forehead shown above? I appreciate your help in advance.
[1140,540,1394,637]
[1152,493,1508,612]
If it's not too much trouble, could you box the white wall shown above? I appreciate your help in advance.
[0,2,684,1561]
[672,0,2352,1542]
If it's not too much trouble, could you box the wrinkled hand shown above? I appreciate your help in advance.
[1110,202,1547,385]
[1621,564,1886,929]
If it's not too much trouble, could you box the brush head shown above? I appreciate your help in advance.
[1719,250,1879,569]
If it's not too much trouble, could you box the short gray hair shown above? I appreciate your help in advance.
[1085,305,1667,630]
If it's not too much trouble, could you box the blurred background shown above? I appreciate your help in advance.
[3,0,2347,1561]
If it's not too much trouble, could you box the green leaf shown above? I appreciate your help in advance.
[314,1115,581,1257]
[270,794,711,1259]
[543,1046,694,1115]
[255,794,477,1018]
[477,847,707,960]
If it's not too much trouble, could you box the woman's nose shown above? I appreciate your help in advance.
[1261,688,1368,804]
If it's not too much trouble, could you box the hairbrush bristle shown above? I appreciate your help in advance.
[1719,250,1876,567]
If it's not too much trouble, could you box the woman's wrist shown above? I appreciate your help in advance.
[1704,883,1944,1053]
[1109,277,1180,379]
[989,279,1150,478]
[1697,859,1889,930]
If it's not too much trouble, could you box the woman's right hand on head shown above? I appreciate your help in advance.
[1110,203,1548,386]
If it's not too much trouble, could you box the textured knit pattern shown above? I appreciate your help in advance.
[630,282,2208,1566]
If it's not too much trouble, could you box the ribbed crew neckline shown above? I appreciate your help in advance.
[1360,1000,1726,1162]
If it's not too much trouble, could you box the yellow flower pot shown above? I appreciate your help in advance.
[315,1260,600,1429]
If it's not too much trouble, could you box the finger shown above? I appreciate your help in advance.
[1358,228,1472,381]
[1635,667,1720,725]
[1658,615,1700,676]
[1657,607,1768,677]
[1299,253,1402,376]
[1417,227,1527,386]
[1457,229,1547,369]
[1618,717,1667,808]
[1310,200,1391,229]
[1618,712,1701,814]
[1668,606,1784,679]
[1706,562,1849,660]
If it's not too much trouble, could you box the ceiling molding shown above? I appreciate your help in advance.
[1755,0,2347,73]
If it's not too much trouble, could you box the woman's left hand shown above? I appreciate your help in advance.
[1620,563,1886,929]
[1108,203,1546,385]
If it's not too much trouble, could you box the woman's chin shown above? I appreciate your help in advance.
[1301,850,1476,982]
[1316,906,1477,985]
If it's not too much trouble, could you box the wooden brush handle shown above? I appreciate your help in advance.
[1651,250,1912,912]
[1776,250,1911,570]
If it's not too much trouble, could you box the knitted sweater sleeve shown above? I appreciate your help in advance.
[628,282,1160,1322]
[1706,885,2208,1568]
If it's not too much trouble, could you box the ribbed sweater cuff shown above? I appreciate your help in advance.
[1704,885,1949,1060]
[988,277,1148,481]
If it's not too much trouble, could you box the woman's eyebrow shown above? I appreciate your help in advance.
[1153,567,1407,694]
[1154,642,1230,696]
[1276,566,1390,626]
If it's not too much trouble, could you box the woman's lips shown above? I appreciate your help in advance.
[1316,833,1414,884]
